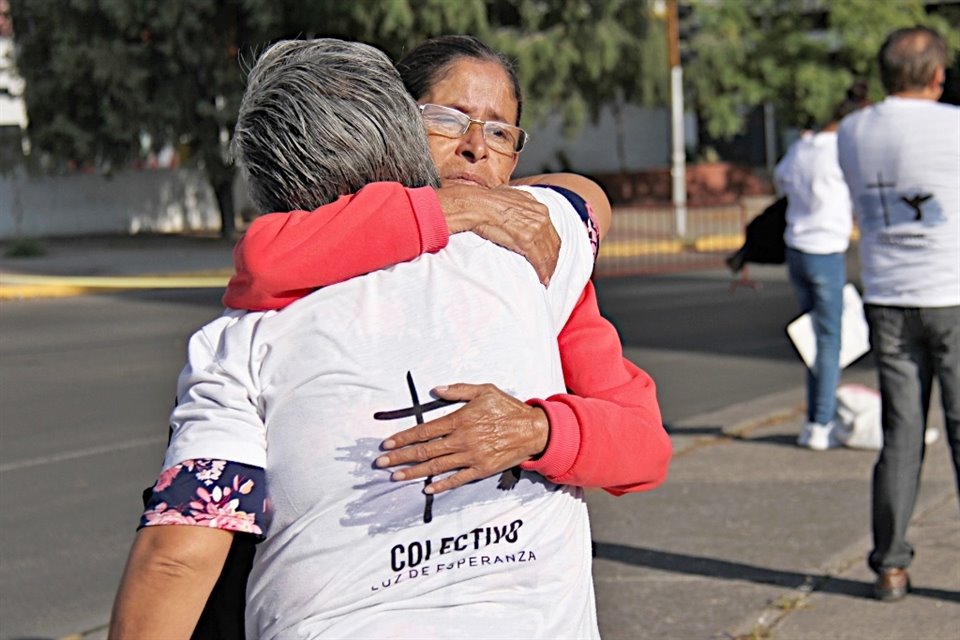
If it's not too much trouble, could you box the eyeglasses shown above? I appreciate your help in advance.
[418,104,529,155]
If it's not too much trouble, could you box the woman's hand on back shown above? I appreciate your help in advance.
[436,184,560,286]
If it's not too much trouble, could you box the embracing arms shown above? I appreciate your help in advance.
[223,176,669,495]
[224,177,604,310]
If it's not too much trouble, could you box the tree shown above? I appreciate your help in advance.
[10,0,275,237]
[9,0,667,234]
[685,0,959,143]
[485,0,669,134]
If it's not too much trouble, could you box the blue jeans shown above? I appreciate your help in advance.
[865,304,960,573]
[786,248,845,425]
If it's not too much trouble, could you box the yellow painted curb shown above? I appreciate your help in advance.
[693,234,744,252]
[0,273,231,287]
[0,272,231,301]
[0,284,105,301]
[600,240,685,258]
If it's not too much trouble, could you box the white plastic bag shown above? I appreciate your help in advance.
[835,384,883,450]
[786,284,871,370]
[834,384,940,450]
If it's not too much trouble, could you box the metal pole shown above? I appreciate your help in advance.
[667,0,687,238]
[764,101,777,177]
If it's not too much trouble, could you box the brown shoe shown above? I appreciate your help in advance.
[873,568,910,601]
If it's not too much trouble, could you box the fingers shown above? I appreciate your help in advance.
[423,468,486,495]
[380,409,457,450]
[376,433,457,470]
[374,382,546,495]
[379,456,489,496]
[527,225,560,286]
[430,383,487,402]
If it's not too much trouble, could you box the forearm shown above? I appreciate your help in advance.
[524,365,670,495]
[110,526,233,639]
[224,183,447,310]
[521,283,671,494]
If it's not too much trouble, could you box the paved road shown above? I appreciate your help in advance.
[2,265,955,639]
[1,290,223,638]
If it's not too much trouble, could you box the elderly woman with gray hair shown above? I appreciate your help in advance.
[111,37,605,638]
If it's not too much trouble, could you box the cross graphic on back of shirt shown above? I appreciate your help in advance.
[867,172,896,227]
[374,371,455,524]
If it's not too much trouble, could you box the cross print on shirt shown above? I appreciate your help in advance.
[867,172,896,227]
[374,371,455,524]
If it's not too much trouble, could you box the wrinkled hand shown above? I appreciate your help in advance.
[375,383,549,495]
[436,185,560,285]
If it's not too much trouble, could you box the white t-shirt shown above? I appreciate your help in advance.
[838,97,960,306]
[165,187,599,639]
[775,130,853,254]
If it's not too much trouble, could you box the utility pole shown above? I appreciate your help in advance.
[666,0,687,238]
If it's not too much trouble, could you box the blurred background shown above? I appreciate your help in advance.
[2,3,959,639]
[1,0,958,274]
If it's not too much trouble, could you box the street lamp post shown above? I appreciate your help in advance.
[666,0,687,239]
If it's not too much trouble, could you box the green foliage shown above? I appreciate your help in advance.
[8,0,668,230]
[9,0,958,200]
[686,0,959,140]
[490,0,669,133]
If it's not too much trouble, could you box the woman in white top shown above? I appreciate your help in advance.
[774,85,869,450]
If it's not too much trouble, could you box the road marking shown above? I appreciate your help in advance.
[0,435,166,473]
[0,273,230,287]
[59,622,109,640]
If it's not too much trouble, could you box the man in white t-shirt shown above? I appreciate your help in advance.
[837,25,959,603]
[109,40,599,638]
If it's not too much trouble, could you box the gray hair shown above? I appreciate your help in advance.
[233,39,440,213]
[878,26,949,95]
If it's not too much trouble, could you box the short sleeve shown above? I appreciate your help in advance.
[140,458,271,540]
[514,185,595,335]
[164,310,269,469]
[534,184,600,261]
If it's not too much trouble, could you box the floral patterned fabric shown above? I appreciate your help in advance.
[140,459,271,540]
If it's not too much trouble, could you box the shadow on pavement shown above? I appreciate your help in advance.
[594,542,960,603]
[113,287,227,309]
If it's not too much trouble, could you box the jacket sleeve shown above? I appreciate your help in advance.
[521,281,671,495]
[223,182,449,311]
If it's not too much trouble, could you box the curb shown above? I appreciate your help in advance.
[599,234,744,259]
[0,272,231,301]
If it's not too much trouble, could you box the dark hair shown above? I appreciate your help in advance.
[878,26,949,94]
[396,35,524,124]
[233,39,439,213]
[832,80,870,122]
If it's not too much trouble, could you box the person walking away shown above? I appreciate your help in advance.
[775,84,869,450]
[837,25,960,602]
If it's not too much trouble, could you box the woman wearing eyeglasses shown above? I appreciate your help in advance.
[222,35,670,500]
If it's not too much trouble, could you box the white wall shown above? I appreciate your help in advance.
[516,103,693,177]
[0,36,26,129]
[0,168,223,239]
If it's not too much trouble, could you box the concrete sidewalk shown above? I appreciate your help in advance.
[2,234,957,640]
[587,383,958,640]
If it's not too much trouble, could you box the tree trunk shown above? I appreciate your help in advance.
[213,175,236,239]
[613,94,627,175]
